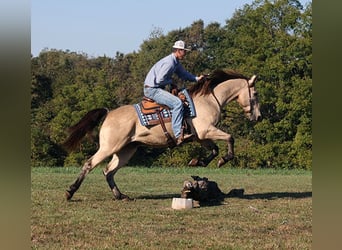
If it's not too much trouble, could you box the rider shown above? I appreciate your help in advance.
[144,40,204,145]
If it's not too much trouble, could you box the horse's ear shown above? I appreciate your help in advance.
[248,75,257,87]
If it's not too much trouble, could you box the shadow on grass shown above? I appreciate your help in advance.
[137,191,312,200]
[240,191,312,200]
[136,193,180,200]
[66,198,83,202]
[136,193,227,207]
[135,191,312,207]
[65,191,312,205]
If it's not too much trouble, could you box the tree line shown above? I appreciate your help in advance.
[31,0,312,169]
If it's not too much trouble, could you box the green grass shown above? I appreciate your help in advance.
[31,166,312,249]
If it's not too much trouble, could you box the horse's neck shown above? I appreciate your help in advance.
[212,79,245,106]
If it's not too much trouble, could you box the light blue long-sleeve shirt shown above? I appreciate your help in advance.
[144,53,197,88]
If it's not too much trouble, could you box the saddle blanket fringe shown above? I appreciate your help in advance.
[134,89,196,126]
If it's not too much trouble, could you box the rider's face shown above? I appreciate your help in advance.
[175,49,186,60]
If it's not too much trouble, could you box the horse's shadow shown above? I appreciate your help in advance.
[136,191,312,207]
[137,193,180,200]
[239,191,312,200]
[137,191,312,200]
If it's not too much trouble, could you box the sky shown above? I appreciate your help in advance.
[31,0,311,58]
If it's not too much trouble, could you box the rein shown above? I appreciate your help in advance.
[211,90,222,113]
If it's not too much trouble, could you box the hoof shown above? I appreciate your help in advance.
[122,196,134,202]
[217,155,234,167]
[188,158,206,167]
[114,193,133,201]
[65,190,73,201]
[188,158,199,166]
[217,158,226,168]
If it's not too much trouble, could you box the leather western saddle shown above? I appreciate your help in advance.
[140,96,169,115]
[139,91,189,147]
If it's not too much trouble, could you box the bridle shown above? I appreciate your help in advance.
[210,79,255,118]
[246,80,255,117]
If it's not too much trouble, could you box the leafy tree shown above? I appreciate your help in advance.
[31,0,311,169]
[214,0,312,169]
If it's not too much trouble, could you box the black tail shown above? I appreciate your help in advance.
[63,108,109,151]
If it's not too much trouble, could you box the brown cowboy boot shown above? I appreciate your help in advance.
[176,127,193,146]
[176,134,193,145]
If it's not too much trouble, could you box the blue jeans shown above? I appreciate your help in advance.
[144,87,183,138]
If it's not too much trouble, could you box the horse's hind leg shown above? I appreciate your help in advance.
[103,143,138,200]
[66,149,111,201]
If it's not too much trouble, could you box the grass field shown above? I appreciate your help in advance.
[31,166,312,249]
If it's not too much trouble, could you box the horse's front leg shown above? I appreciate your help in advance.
[188,139,219,167]
[198,126,235,167]
[217,136,234,167]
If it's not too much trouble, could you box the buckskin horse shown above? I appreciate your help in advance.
[63,69,261,200]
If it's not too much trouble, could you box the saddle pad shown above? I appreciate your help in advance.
[134,89,196,126]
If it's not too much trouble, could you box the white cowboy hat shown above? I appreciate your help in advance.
[172,40,191,51]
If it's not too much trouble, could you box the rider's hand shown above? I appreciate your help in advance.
[178,92,186,101]
[171,84,178,96]
[196,75,205,82]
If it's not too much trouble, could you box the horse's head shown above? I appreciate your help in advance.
[189,69,262,122]
[237,75,262,122]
